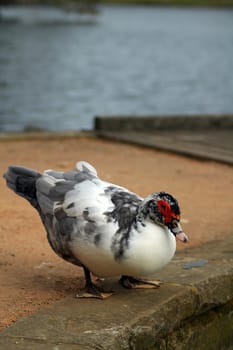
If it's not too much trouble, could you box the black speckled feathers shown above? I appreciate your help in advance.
[104,189,141,259]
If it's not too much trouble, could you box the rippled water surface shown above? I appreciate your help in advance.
[0,5,233,131]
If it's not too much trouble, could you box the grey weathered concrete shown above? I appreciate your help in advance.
[0,234,233,350]
[95,115,233,165]
[95,114,233,131]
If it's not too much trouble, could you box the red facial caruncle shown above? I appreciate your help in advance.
[157,199,180,224]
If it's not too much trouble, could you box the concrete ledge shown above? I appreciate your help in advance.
[95,115,233,165]
[1,235,233,350]
[95,114,233,132]
[97,130,233,165]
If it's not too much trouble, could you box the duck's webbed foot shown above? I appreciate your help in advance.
[119,275,161,289]
[76,267,114,299]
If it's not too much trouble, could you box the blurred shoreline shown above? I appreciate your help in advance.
[1,0,233,8]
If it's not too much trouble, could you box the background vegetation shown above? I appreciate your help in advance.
[1,0,233,7]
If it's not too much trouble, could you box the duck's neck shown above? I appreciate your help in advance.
[136,201,163,229]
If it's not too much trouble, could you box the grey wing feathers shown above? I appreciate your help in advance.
[36,161,98,215]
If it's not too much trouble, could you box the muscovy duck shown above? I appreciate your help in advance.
[4,161,188,298]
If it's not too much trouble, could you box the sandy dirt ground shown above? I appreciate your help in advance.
[0,135,233,330]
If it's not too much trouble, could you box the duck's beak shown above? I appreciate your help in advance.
[170,220,189,243]
[176,229,189,243]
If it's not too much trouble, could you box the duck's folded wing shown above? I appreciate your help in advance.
[35,161,98,216]
[34,167,111,238]
[35,162,142,247]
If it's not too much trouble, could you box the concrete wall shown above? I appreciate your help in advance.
[95,114,233,132]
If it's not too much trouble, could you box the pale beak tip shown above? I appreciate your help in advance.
[176,231,189,243]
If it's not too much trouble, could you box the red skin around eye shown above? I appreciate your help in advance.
[157,199,180,223]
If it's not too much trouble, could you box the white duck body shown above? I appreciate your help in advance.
[4,161,180,282]
[72,222,176,278]
[39,162,177,278]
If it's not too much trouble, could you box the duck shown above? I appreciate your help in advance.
[4,161,188,298]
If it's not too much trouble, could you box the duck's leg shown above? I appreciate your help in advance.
[119,275,161,289]
[76,266,114,299]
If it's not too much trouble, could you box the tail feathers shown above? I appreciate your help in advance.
[4,166,41,207]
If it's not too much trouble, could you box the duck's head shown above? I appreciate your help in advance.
[140,191,188,243]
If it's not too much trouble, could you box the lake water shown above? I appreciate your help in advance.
[0,5,233,132]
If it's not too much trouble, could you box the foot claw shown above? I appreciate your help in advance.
[76,282,114,299]
[76,291,114,299]
[120,276,162,289]
[132,282,161,289]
